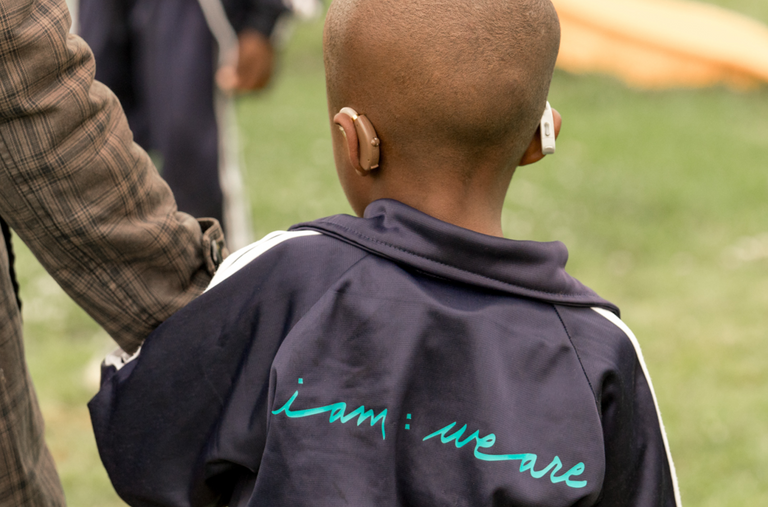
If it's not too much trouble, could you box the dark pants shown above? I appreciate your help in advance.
[79,0,224,225]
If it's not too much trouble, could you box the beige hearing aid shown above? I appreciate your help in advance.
[337,107,381,170]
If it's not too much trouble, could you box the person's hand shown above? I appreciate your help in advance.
[216,29,274,92]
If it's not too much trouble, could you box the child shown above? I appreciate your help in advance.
[89,0,680,505]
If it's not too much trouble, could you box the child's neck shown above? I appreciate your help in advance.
[369,166,514,238]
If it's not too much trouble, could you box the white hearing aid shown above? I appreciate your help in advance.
[540,101,556,155]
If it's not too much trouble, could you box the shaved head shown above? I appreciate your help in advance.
[324,0,560,171]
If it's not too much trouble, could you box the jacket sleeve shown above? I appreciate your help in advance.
[556,306,681,506]
[227,0,290,37]
[89,272,281,507]
[89,303,241,507]
[593,308,681,506]
[0,0,227,352]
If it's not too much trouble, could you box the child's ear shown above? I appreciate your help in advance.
[519,107,562,166]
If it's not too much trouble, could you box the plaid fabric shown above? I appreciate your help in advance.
[0,0,228,504]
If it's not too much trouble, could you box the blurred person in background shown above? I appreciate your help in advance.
[0,0,226,503]
[78,0,289,229]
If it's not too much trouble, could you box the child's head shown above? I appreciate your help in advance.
[323,0,561,235]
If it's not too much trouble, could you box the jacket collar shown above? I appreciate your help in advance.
[292,199,618,314]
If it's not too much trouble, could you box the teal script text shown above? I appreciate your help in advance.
[423,422,587,489]
[272,390,388,440]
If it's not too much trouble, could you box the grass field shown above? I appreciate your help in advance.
[15,1,768,505]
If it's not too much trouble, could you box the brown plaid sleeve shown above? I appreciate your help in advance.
[0,0,227,352]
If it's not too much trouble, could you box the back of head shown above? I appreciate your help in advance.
[324,0,560,173]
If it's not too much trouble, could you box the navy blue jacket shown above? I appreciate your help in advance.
[89,199,680,507]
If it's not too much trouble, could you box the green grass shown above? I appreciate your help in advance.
[15,1,768,504]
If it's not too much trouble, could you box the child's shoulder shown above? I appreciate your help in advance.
[207,226,366,293]
[555,304,643,371]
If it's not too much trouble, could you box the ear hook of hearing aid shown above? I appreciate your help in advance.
[338,107,381,170]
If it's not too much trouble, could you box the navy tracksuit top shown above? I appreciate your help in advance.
[89,199,680,507]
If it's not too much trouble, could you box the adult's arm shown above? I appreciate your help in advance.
[0,0,227,352]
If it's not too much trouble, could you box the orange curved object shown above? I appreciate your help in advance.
[552,0,768,89]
